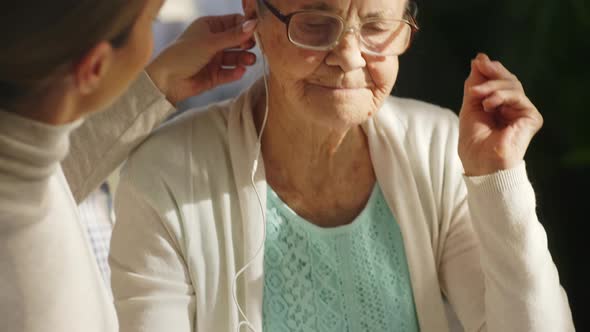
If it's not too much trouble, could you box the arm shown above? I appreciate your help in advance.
[63,14,258,203]
[62,72,174,204]
[438,163,574,331]
[110,172,195,332]
[467,163,572,331]
[439,53,574,331]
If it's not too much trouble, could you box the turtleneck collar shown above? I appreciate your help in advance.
[0,109,83,180]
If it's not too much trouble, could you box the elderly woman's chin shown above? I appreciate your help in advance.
[303,84,380,126]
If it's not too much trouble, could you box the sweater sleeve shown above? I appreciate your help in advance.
[439,161,574,331]
[460,163,574,331]
[110,171,196,332]
[62,71,176,204]
[427,108,574,331]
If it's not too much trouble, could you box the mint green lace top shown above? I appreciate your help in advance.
[263,184,420,332]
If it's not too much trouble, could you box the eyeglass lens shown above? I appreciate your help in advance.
[288,13,412,55]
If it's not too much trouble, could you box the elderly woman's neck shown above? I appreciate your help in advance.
[256,94,373,191]
[258,98,363,152]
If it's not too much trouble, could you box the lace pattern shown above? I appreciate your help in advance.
[263,185,420,332]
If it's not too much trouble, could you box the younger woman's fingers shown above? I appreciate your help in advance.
[208,18,257,51]
[227,36,257,51]
[216,66,247,85]
[204,13,245,33]
[240,38,256,50]
[221,51,257,67]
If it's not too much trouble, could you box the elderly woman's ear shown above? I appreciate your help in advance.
[242,0,258,20]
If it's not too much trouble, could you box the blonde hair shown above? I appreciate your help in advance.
[0,1,146,108]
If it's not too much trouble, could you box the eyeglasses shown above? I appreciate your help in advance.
[259,0,419,56]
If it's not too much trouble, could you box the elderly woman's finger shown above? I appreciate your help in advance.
[482,89,531,112]
[464,58,487,93]
[470,79,522,97]
[489,60,518,81]
[474,53,516,81]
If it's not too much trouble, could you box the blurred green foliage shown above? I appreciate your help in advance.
[394,0,589,328]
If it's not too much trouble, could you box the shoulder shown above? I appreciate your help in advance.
[375,96,461,153]
[370,95,465,185]
[120,97,239,207]
[380,96,459,135]
[134,100,232,162]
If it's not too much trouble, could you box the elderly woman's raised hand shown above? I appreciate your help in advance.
[458,53,543,176]
[146,14,258,106]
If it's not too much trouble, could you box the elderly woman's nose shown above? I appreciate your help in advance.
[327,32,367,71]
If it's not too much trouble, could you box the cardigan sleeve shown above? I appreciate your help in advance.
[438,161,574,331]
[429,108,574,331]
[461,163,574,331]
[62,71,176,204]
[110,171,196,332]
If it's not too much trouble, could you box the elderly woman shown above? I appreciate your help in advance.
[109,0,574,331]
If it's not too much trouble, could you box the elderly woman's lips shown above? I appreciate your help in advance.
[311,83,368,90]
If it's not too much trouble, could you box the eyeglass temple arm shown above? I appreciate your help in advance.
[259,0,290,23]
[408,15,419,31]
[406,1,420,31]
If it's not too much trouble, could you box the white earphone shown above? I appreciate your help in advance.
[230,14,270,332]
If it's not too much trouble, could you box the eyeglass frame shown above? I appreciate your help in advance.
[258,0,420,56]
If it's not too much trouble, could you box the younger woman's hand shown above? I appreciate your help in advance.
[147,14,258,105]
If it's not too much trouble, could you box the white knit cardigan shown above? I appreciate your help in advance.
[110,80,574,332]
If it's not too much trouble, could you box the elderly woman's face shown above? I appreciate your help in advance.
[252,0,407,128]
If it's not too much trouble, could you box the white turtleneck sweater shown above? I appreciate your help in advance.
[0,72,175,332]
[0,112,118,331]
